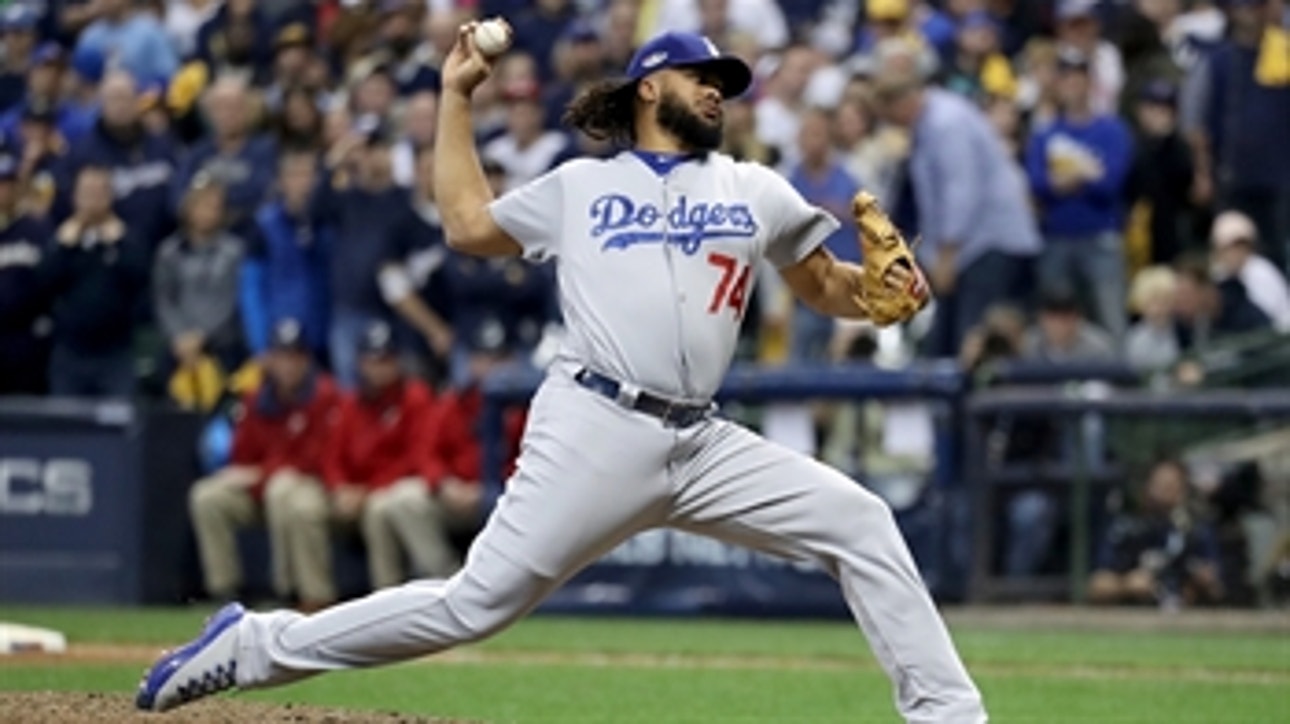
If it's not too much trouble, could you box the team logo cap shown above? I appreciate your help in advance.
[620,32,752,99]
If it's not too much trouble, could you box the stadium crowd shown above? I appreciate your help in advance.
[0,0,1287,608]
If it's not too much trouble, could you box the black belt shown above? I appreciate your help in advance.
[574,368,713,428]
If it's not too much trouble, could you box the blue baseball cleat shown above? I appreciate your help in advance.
[135,602,245,711]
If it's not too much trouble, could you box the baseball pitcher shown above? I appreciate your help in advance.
[139,24,985,724]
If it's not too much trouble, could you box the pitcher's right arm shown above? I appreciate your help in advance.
[435,22,522,258]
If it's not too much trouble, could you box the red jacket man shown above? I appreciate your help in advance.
[323,378,438,492]
[189,318,342,609]
[229,372,341,496]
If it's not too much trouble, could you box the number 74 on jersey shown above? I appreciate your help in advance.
[707,252,751,320]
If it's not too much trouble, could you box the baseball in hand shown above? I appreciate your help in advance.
[473,18,512,58]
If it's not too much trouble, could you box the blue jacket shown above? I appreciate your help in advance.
[315,179,408,317]
[1026,113,1134,236]
[1201,42,1290,190]
[240,200,333,356]
[55,119,179,249]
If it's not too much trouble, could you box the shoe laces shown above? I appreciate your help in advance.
[175,659,236,703]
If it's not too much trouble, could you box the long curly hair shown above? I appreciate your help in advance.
[561,79,638,146]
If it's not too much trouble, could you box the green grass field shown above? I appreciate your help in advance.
[1,605,1287,723]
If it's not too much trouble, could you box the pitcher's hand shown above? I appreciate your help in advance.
[442,21,503,97]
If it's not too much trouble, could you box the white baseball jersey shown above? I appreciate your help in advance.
[487,150,839,400]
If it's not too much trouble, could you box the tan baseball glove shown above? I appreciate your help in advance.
[852,191,930,326]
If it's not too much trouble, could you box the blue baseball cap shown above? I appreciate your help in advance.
[270,318,310,352]
[619,31,751,99]
[358,321,397,356]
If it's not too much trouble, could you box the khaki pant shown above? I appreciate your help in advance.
[361,478,463,589]
[189,467,336,604]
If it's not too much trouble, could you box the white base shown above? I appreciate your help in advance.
[0,622,67,654]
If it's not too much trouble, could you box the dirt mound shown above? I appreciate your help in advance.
[0,692,471,724]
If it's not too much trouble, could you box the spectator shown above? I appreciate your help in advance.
[1184,0,1290,269]
[272,84,325,152]
[164,0,222,60]
[45,165,149,398]
[0,5,41,113]
[541,20,609,131]
[373,0,440,96]
[381,145,453,381]
[602,0,642,70]
[262,24,319,114]
[323,321,446,589]
[76,0,179,84]
[959,303,1027,377]
[474,51,540,143]
[482,79,571,191]
[855,0,939,58]
[188,318,341,610]
[1124,78,1196,268]
[1015,37,1061,131]
[391,90,437,186]
[172,75,278,240]
[1089,458,1223,607]
[55,70,179,250]
[940,10,1017,103]
[14,101,66,218]
[318,120,407,388]
[54,45,104,145]
[718,96,780,167]
[1007,284,1116,577]
[242,149,332,361]
[1125,265,1182,373]
[1021,285,1117,362]
[755,44,816,165]
[1172,253,1271,352]
[1054,0,1126,114]
[346,59,400,123]
[510,0,577,83]
[0,41,64,138]
[1209,209,1290,331]
[1116,0,1186,127]
[787,106,862,362]
[1025,46,1134,342]
[0,145,53,395]
[421,316,527,532]
[872,37,1040,358]
[152,175,246,407]
[833,96,906,207]
[194,0,274,82]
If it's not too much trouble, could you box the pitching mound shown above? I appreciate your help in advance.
[0,692,469,723]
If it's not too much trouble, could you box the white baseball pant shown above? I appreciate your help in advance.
[233,370,985,723]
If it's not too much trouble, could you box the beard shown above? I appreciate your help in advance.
[656,89,723,152]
